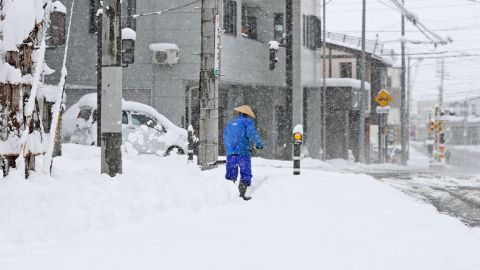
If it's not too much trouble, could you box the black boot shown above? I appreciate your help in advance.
[238,182,251,201]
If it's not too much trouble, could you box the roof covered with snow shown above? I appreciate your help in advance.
[149,43,179,52]
[325,78,371,90]
[2,0,45,52]
[325,32,395,66]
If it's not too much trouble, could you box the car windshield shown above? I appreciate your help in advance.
[131,113,160,130]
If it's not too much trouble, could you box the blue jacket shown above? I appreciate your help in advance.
[224,115,264,157]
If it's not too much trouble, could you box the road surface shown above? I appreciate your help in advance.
[357,143,480,227]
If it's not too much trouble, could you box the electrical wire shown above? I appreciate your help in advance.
[375,0,401,12]
[129,0,201,18]
[336,26,480,33]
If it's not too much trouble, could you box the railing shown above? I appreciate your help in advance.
[326,32,384,55]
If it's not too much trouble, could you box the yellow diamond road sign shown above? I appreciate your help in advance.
[375,89,393,107]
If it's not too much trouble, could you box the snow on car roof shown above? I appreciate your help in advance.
[124,101,186,136]
[63,93,187,137]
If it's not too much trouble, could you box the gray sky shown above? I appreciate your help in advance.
[325,0,480,104]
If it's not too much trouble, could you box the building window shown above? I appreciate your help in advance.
[241,6,257,40]
[274,13,284,42]
[223,0,237,36]
[303,15,321,49]
[340,62,352,78]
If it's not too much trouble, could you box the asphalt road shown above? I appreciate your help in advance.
[367,145,480,228]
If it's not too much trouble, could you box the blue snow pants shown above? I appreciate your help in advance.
[225,155,252,186]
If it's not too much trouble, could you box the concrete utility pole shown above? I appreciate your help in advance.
[97,10,102,147]
[407,56,412,159]
[285,0,294,160]
[321,0,327,161]
[198,0,220,169]
[101,0,122,176]
[358,0,366,163]
[400,0,407,166]
[463,95,468,145]
[438,58,445,109]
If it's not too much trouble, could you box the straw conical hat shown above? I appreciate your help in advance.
[234,105,256,118]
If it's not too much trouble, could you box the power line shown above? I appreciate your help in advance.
[327,3,479,11]
[129,0,200,18]
[336,26,480,33]
[376,0,401,12]
[383,48,480,56]
[411,54,480,60]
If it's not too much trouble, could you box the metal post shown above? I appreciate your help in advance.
[321,0,327,161]
[384,114,389,162]
[198,0,219,169]
[101,0,122,176]
[286,0,294,160]
[407,56,412,160]
[358,0,366,163]
[187,125,195,162]
[378,113,382,163]
[400,0,407,166]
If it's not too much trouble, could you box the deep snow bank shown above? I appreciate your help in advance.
[1,144,480,270]
[0,144,239,244]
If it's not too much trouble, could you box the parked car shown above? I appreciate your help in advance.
[63,93,188,155]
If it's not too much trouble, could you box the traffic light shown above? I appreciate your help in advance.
[428,121,434,132]
[48,6,66,46]
[439,133,446,144]
[122,39,135,65]
[122,28,136,65]
[268,41,280,70]
[438,121,444,132]
[269,48,278,70]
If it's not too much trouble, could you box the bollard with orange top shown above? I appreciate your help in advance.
[292,124,303,175]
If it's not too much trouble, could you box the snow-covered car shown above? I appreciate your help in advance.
[63,93,188,155]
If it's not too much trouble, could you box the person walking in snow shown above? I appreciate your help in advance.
[223,105,264,200]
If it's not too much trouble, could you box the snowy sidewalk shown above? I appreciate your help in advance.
[1,144,480,270]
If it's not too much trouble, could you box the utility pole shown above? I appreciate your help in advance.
[197,0,220,169]
[286,0,293,160]
[463,95,468,145]
[407,55,411,159]
[321,0,327,161]
[400,0,407,166]
[439,58,445,110]
[97,9,102,147]
[359,0,366,163]
[101,0,122,176]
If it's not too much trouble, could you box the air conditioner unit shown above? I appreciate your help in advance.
[149,43,179,65]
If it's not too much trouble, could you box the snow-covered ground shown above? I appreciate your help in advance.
[1,144,480,270]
